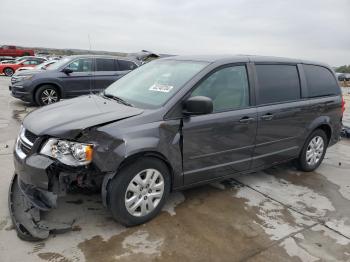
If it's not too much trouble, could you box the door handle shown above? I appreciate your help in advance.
[239,116,255,123]
[260,113,274,121]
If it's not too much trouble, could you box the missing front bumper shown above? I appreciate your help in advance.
[8,174,73,241]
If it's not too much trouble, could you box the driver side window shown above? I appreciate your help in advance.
[191,65,249,112]
[66,58,93,72]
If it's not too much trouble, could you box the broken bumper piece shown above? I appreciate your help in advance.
[8,174,73,241]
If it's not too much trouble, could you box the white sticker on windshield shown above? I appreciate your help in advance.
[149,84,174,93]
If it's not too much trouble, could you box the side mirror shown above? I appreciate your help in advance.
[62,68,73,74]
[183,96,213,115]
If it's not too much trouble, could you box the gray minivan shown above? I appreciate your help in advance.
[10,55,344,241]
[9,55,139,105]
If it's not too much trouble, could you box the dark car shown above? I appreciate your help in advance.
[9,55,140,105]
[337,73,350,81]
[10,55,344,241]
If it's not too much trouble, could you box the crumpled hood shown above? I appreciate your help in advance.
[23,95,143,138]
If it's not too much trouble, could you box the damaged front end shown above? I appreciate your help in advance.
[9,174,72,241]
[9,127,104,241]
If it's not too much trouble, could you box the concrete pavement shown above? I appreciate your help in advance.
[0,76,349,262]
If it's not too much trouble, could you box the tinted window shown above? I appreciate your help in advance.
[66,58,93,72]
[118,60,137,71]
[95,58,115,71]
[256,65,300,105]
[191,65,249,112]
[304,65,339,97]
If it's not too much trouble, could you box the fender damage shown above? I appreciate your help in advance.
[9,95,144,241]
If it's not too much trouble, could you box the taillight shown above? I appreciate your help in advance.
[341,96,346,113]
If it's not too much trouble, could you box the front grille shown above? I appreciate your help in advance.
[24,129,38,144]
[20,142,31,155]
[16,127,38,159]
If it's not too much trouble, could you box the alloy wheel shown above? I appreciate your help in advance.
[306,136,324,166]
[125,168,164,217]
[41,89,58,105]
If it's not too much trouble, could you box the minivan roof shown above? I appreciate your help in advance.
[163,55,330,68]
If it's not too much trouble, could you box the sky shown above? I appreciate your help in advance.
[0,0,349,66]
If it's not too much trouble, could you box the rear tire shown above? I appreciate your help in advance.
[297,129,328,172]
[4,67,14,77]
[35,85,60,106]
[107,157,171,227]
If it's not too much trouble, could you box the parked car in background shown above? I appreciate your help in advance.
[0,58,46,76]
[10,55,140,105]
[128,50,174,64]
[0,45,35,57]
[337,73,350,81]
[1,56,46,65]
[10,55,344,240]
[16,60,57,72]
[0,56,14,62]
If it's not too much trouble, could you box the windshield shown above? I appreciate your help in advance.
[104,59,209,109]
[34,60,54,69]
[46,57,70,70]
[15,60,25,64]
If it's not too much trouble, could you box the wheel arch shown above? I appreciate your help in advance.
[316,124,332,144]
[33,83,63,102]
[307,116,333,144]
[2,67,14,75]
[101,150,175,208]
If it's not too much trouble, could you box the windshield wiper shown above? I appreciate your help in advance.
[102,91,134,107]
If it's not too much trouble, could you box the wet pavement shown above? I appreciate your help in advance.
[0,75,350,262]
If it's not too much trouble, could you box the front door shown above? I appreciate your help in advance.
[182,64,257,185]
[60,58,94,97]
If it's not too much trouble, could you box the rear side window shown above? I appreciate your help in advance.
[303,65,339,97]
[118,60,137,71]
[95,58,115,71]
[256,64,300,105]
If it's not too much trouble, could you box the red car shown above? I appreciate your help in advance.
[0,58,46,76]
[0,45,35,57]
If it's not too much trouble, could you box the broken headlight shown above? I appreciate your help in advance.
[40,139,93,166]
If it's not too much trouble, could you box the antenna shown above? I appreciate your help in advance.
[88,34,93,96]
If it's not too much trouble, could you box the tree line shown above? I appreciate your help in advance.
[336,65,350,73]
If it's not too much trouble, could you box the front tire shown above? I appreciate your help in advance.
[297,129,328,172]
[107,157,170,226]
[3,67,14,77]
[35,85,60,106]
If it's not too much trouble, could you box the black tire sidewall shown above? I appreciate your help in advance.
[298,129,328,172]
[107,157,171,226]
[35,85,60,106]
